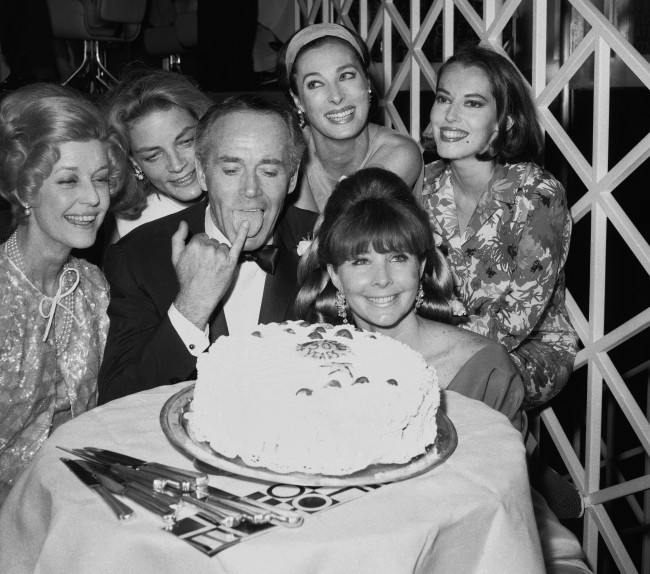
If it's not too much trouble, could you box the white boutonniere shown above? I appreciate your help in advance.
[297,238,313,257]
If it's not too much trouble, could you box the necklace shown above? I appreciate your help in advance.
[5,231,78,348]
[5,231,26,272]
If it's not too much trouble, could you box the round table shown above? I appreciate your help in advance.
[0,384,545,574]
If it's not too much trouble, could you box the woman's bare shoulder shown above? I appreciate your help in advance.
[421,322,492,359]
[370,124,421,152]
[366,125,423,185]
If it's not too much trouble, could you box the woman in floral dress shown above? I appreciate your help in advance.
[421,45,579,408]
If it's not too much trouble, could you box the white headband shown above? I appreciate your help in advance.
[284,24,365,76]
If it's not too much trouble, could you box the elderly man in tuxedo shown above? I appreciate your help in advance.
[98,94,317,404]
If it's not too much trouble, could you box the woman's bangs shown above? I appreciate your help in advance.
[330,211,426,264]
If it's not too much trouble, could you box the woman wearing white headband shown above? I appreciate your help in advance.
[278,23,423,213]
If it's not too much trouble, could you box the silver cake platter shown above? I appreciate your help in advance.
[160,383,457,487]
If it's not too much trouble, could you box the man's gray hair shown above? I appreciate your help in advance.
[195,94,306,175]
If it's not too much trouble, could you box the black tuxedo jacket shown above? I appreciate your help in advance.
[97,199,317,404]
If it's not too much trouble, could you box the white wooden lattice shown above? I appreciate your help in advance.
[293,1,650,571]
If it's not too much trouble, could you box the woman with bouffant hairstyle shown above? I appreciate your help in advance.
[0,83,125,504]
[296,167,524,429]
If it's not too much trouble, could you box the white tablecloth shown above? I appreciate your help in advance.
[0,385,545,574]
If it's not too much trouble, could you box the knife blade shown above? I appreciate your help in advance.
[78,460,180,506]
[57,446,207,496]
[83,447,208,488]
[61,458,134,521]
[58,446,207,492]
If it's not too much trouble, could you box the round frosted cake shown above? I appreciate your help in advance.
[187,320,439,475]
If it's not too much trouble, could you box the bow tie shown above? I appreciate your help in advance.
[238,246,280,274]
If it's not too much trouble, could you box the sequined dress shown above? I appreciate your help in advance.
[0,233,109,503]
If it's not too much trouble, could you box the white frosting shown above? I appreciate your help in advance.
[188,321,439,475]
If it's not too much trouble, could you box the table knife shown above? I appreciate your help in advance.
[57,446,207,495]
[80,462,178,527]
[61,458,134,520]
[59,446,207,492]
[179,495,243,528]
[205,485,304,527]
[78,460,180,507]
[82,461,244,529]
[84,447,208,488]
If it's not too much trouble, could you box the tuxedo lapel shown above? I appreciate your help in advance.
[172,200,229,341]
[209,302,229,341]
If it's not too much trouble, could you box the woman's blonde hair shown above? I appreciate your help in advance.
[102,68,212,219]
[0,83,125,226]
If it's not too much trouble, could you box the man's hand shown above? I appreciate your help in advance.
[171,220,249,329]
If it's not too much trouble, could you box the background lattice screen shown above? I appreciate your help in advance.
[292,1,650,572]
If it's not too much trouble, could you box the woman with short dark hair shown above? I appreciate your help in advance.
[421,45,578,407]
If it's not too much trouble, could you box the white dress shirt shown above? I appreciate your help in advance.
[168,207,268,356]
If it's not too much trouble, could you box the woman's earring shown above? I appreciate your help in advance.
[335,290,349,324]
[132,163,145,182]
[297,108,306,129]
[15,191,32,216]
[415,282,424,310]
[368,89,373,105]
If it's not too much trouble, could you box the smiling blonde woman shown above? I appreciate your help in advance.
[0,83,125,503]
[103,68,213,241]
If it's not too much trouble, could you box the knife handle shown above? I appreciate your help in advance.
[95,486,134,520]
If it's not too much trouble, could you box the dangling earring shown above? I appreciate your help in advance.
[335,290,349,324]
[132,163,145,182]
[297,108,306,129]
[414,282,424,310]
[368,88,373,105]
[14,190,31,216]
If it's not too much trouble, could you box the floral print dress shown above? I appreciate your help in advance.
[422,160,579,407]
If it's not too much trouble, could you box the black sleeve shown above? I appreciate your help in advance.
[97,244,197,404]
